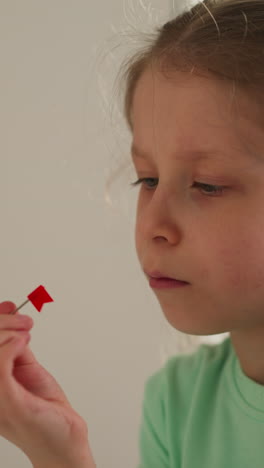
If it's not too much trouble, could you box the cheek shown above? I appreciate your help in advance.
[217,235,264,290]
[135,203,144,247]
[134,211,149,267]
[134,219,142,259]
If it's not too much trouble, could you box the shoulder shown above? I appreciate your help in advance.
[143,337,231,405]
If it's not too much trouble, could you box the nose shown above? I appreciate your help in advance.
[137,191,182,245]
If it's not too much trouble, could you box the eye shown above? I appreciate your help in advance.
[131,178,158,189]
[130,178,227,197]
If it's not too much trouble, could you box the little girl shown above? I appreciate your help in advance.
[1,1,264,466]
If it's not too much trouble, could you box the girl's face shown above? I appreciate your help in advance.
[131,68,264,336]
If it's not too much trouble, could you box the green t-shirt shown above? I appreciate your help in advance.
[137,336,264,467]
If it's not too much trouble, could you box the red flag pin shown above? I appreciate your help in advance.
[11,285,54,314]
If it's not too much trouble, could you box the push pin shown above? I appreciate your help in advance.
[11,285,54,314]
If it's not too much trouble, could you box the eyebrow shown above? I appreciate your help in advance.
[131,143,222,162]
[131,143,263,164]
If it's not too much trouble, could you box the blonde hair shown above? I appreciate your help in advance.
[121,0,264,131]
[104,0,264,360]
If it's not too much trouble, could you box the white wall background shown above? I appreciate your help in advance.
[0,1,227,467]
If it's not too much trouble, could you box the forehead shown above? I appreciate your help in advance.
[130,69,264,165]
[131,142,231,164]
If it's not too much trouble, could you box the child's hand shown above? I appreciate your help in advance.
[0,301,96,468]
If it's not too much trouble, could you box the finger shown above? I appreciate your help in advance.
[0,332,31,389]
[14,344,37,367]
[0,314,33,331]
[0,302,17,315]
[0,334,31,430]
[0,302,33,329]
[0,330,31,347]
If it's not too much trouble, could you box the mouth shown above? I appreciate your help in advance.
[146,270,189,283]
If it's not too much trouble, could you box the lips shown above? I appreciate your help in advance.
[146,270,188,283]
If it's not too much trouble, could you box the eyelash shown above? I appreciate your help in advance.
[130,178,227,197]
